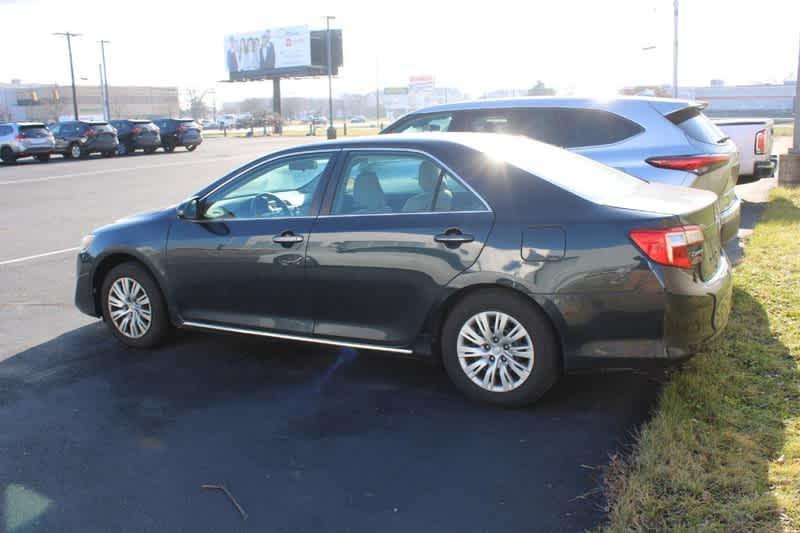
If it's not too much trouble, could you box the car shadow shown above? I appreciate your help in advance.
[0,321,662,532]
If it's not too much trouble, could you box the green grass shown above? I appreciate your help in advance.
[605,187,800,532]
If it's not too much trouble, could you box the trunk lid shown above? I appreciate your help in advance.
[610,182,723,281]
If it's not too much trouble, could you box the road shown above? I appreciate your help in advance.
[0,136,780,532]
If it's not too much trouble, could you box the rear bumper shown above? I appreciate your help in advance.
[561,255,733,371]
[178,134,202,146]
[133,136,161,148]
[754,160,776,178]
[719,195,741,244]
[13,147,53,156]
[86,139,119,153]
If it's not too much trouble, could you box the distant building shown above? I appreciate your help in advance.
[0,81,180,122]
[677,81,796,118]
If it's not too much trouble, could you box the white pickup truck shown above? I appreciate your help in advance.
[714,118,776,183]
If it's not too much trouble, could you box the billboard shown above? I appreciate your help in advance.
[225,26,312,80]
[409,75,435,91]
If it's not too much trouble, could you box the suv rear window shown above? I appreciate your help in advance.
[667,107,727,144]
[19,125,50,138]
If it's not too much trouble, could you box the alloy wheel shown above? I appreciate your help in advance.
[70,144,82,158]
[456,311,534,392]
[107,277,152,339]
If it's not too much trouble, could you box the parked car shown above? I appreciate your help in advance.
[153,118,202,152]
[714,118,775,183]
[51,120,118,159]
[383,96,742,244]
[75,133,732,406]
[350,115,367,124]
[0,122,54,164]
[110,119,162,155]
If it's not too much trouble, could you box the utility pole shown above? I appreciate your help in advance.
[325,16,336,139]
[672,0,679,98]
[99,64,107,120]
[793,33,800,154]
[53,32,82,120]
[778,33,800,187]
[376,57,380,129]
[99,40,111,120]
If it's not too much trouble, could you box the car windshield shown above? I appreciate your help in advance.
[461,134,646,204]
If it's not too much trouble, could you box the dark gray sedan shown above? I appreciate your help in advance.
[75,133,732,406]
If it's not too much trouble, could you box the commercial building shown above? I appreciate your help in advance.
[0,80,180,122]
[678,81,796,118]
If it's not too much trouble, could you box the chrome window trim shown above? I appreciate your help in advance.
[318,210,490,219]
[181,320,414,355]
[335,146,493,213]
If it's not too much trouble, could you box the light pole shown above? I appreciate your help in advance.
[53,32,82,120]
[99,40,111,120]
[325,16,336,139]
[672,0,679,98]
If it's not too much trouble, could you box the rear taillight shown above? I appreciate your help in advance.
[132,127,142,134]
[85,128,96,139]
[646,154,729,175]
[630,225,705,269]
[14,134,24,141]
[175,125,186,133]
[754,129,766,155]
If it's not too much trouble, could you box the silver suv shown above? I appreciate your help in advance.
[383,97,741,244]
[0,122,55,164]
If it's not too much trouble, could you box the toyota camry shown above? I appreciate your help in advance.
[75,133,732,406]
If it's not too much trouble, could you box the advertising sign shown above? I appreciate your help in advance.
[225,26,311,79]
[409,75,435,91]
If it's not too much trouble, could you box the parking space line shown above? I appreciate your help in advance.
[0,247,80,266]
[0,156,240,186]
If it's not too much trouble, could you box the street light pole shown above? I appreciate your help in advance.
[54,32,82,120]
[99,40,111,120]
[793,33,800,154]
[325,16,336,140]
[672,0,679,98]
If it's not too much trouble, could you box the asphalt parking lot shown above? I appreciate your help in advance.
[0,137,781,532]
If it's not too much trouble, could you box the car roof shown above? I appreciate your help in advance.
[408,95,703,116]
[2,122,46,127]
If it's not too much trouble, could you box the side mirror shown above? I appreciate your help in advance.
[177,196,202,220]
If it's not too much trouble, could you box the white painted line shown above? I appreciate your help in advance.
[0,156,241,186]
[0,247,80,266]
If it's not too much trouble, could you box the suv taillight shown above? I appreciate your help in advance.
[630,225,705,270]
[754,129,766,155]
[175,125,186,133]
[85,128,96,139]
[132,127,142,134]
[14,134,24,140]
[646,154,729,175]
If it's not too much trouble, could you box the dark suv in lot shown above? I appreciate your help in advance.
[51,121,119,159]
[110,119,161,155]
[153,118,202,152]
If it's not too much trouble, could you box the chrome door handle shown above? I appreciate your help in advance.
[273,232,304,245]
[434,229,474,246]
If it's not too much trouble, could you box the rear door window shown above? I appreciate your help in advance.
[390,113,454,133]
[517,108,643,148]
[667,107,727,144]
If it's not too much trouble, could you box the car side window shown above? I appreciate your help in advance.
[330,152,485,215]
[203,153,333,220]
[467,111,515,134]
[394,113,454,133]
[517,108,643,148]
[435,174,487,212]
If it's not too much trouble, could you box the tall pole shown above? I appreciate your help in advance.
[376,57,380,129]
[54,32,81,120]
[326,16,336,139]
[793,33,800,154]
[672,0,679,98]
[99,64,107,120]
[99,40,111,120]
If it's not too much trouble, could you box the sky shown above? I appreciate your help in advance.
[1,0,798,105]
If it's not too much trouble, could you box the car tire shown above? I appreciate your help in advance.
[116,143,128,156]
[163,140,175,153]
[441,289,559,407]
[101,151,115,158]
[100,262,170,349]
[186,144,197,152]
[1,147,17,164]
[144,147,157,154]
[35,153,51,163]
[67,142,83,159]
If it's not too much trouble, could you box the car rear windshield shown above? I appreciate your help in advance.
[179,120,199,128]
[667,106,727,144]
[19,126,50,138]
[462,134,646,205]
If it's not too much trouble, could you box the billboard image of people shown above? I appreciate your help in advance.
[225,26,311,80]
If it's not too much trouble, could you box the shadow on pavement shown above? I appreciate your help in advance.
[0,322,661,533]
